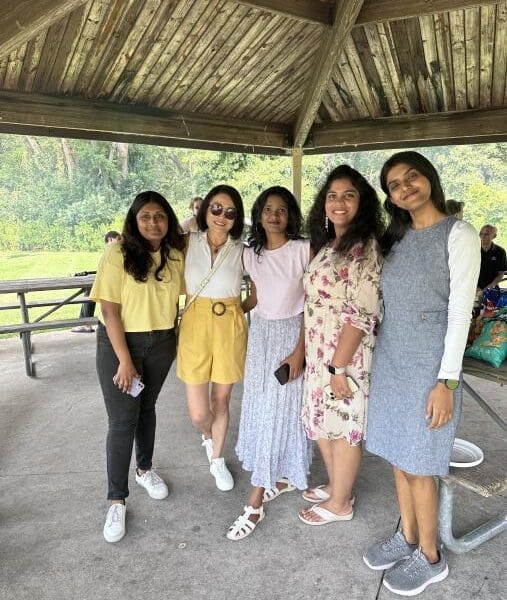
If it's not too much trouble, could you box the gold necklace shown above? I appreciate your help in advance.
[207,234,227,254]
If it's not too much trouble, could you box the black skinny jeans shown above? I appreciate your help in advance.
[96,323,176,500]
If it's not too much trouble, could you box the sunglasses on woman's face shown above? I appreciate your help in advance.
[209,202,237,221]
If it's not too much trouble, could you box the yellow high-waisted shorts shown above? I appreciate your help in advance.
[176,296,248,385]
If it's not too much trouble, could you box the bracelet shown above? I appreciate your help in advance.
[328,364,346,376]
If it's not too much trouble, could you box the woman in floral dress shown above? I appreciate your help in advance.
[299,165,384,525]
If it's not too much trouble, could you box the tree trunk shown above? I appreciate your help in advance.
[61,138,78,182]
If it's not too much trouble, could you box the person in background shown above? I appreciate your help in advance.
[298,165,383,526]
[227,186,310,540]
[71,231,122,333]
[89,191,184,543]
[445,199,464,220]
[181,196,203,233]
[363,152,480,596]
[177,185,246,492]
[477,224,506,291]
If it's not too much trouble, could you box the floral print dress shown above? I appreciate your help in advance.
[301,240,382,444]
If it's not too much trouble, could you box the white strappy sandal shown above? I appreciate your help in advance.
[262,478,296,503]
[226,505,265,541]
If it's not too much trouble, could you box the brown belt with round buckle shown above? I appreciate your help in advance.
[211,301,227,316]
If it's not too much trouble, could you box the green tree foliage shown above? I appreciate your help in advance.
[0,134,505,250]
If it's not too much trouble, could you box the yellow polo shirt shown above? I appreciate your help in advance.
[90,243,184,332]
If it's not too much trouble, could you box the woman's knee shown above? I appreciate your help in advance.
[188,407,211,429]
[210,394,230,416]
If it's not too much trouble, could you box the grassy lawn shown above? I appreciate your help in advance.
[0,251,102,330]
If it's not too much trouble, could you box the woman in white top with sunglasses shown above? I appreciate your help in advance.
[177,185,247,491]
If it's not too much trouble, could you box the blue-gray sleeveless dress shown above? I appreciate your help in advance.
[366,217,461,476]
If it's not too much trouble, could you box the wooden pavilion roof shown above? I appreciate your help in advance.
[0,0,505,155]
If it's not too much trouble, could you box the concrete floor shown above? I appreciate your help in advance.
[1,331,505,600]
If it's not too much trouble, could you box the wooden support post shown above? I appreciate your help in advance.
[292,146,303,204]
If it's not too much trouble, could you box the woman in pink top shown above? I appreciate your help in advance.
[227,186,311,540]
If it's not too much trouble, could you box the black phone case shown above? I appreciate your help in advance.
[274,363,290,385]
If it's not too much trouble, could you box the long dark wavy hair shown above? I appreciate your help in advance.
[380,151,446,255]
[307,164,384,255]
[195,184,244,240]
[247,186,303,255]
[122,191,185,282]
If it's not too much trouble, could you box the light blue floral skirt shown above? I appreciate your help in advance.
[235,314,311,490]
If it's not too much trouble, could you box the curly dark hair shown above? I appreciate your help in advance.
[195,184,244,240]
[247,186,303,255]
[380,151,446,255]
[122,190,185,283]
[307,164,384,255]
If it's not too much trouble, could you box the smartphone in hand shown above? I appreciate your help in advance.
[129,377,145,398]
[274,363,290,385]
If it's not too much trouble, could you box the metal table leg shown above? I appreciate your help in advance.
[438,479,507,554]
[463,379,507,433]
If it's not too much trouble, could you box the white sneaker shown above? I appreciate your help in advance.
[135,469,169,499]
[201,435,213,463]
[103,503,126,543]
[210,458,234,491]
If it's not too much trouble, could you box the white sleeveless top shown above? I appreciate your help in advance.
[184,231,244,298]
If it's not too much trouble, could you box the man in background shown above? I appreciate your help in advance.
[477,224,507,291]
[71,230,121,333]
[181,196,203,233]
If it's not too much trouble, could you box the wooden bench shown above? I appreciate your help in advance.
[0,298,92,311]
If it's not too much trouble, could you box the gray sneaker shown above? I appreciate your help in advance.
[363,531,417,570]
[383,548,449,596]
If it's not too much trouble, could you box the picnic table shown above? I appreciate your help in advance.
[0,275,96,376]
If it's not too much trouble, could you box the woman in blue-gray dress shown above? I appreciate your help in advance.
[363,152,480,597]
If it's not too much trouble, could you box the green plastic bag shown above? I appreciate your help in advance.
[465,308,507,368]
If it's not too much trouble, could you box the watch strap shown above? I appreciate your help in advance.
[328,364,346,376]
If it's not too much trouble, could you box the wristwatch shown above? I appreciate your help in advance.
[437,379,459,390]
[328,364,346,376]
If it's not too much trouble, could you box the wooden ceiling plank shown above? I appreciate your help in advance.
[18,32,48,91]
[376,22,412,114]
[160,1,237,109]
[363,23,401,115]
[0,90,289,151]
[0,58,8,89]
[419,15,445,112]
[225,25,320,119]
[0,0,89,60]
[116,0,192,103]
[405,18,441,113]
[232,0,332,25]
[32,16,69,92]
[143,0,219,105]
[44,4,88,94]
[99,0,165,98]
[492,3,507,106]
[356,0,499,26]
[433,12,456,111]
[83,0,145,95]
[465,7,481,108]
[293,0,365,148]
[309,108,507,151]
[3,46,27,91]
[330,51,370,119]
[479,4,496,108]
[60,0,109,94]
[170,4,255,111]
[449,10,467,110]
[199,17,290,115]
[187,10,279,112]
[342,35,380,117]
[388,21,421,113]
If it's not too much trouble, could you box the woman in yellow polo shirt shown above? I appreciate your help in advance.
[89,190,184,544]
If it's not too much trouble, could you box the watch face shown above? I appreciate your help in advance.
[446,379,459,390]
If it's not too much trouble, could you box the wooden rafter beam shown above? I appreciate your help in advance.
[306,109,507,153]
[0,91,290,155]
[235,0,499,26]
[292,0,365,148]
[234,1,332,25]
[0,0,90,59]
